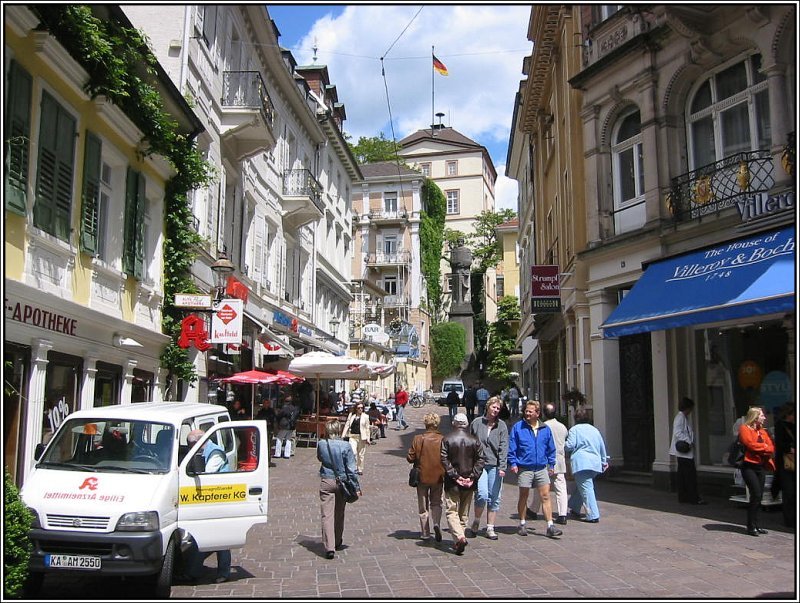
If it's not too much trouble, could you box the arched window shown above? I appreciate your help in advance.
[611,108,645,234]
[687,53,771,169]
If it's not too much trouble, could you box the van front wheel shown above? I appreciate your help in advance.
[150,536,175,598]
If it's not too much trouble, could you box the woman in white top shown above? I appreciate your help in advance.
[669,396,706,505]
[344,403,371,474]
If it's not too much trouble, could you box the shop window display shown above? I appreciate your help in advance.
[695,322,790,466]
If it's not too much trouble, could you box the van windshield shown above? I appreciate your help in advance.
[38,418,175,474]
[443,384,463,392]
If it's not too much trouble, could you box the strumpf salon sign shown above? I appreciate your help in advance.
[530,265,561,313]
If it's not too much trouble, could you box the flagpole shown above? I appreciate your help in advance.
[431,45,435,137]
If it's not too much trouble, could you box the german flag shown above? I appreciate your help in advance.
[433,54,449,76]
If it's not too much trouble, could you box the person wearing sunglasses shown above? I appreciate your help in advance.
[344,402,371,475]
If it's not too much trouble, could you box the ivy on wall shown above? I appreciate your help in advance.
[419,178,446,322]
[32,5,212,385]
[486,295,520,382]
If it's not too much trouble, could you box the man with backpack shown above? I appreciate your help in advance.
[275,395,300,459]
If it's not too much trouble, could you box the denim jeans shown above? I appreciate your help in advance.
[448,404,458,420]
[185,541,231,580]
[569,469,600,520]
[396,404,408,428]
[474,466,503,512]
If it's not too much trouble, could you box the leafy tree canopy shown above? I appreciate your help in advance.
[347,133,403,164]
[466,209,517,272]
[430,322,466,379]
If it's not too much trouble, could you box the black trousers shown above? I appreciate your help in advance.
[780,468,795,527]
[676,456,700,503]
[740,461,766,530]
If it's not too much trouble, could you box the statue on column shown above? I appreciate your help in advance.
[448,238,473,306]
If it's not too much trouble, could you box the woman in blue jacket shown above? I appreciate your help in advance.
[564,407,609,523]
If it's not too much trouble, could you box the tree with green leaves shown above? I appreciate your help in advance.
[4,468,33,598]
[347,133,402,164]
[486,295,521,383]
[430,322,466,379]
[467,209,517,272]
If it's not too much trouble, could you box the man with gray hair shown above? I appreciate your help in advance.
[441,413,485,555]
[529,403,569,525]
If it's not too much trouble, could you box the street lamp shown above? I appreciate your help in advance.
[210,251,235,303]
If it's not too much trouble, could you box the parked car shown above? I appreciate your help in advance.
[436,379,465,405]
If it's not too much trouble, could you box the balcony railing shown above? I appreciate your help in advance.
[222,71,274,127]
[283,169,324,212]
[668,150,775,222]
[365,250,411,265]
[383,295,410,308]
[368,208,409,221]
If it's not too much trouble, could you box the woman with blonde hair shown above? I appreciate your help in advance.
[738,406,775,536]
[468,396,508,540]
[317,419,361,559]
[406,412,445,542]
[343,402,371,474]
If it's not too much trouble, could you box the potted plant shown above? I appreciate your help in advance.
[562,387,586,408]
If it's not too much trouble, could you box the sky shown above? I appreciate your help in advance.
[266,4,533,213]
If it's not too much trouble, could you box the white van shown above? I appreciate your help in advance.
[20,402,269,597]
[437,379,465,405]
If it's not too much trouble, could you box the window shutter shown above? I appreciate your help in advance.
[80,132,102,254]
[133,172,146,279]
[53,101,76,241]
[123,167,137,275]
[5,60,32,215]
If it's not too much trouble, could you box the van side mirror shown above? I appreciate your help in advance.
[34,443,45,460]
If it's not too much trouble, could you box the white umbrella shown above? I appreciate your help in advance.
[288,352,395,416]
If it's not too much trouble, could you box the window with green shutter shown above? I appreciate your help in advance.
[34,91,76,241]
[5,60,33,215]
[80,132,102,255]
[123,167,146,279]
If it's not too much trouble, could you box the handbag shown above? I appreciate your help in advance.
[727,436,745,467]
[408,437,425,487]
[675,440,692,454]
[324,440,360,503]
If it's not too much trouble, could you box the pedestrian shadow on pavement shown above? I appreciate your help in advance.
[387,528,422,540]
[702,523,749,534]
[295,535,330,558]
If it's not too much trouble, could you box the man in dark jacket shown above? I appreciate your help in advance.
[441,413,485,555]
[463,384,478,424]
[446,388,460,422]
[275,395,299,459]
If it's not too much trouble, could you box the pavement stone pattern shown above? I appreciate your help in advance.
[33,402,796,599]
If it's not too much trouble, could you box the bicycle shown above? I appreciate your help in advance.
[409,390,434,408]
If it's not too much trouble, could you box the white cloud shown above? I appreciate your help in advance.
[495,168,519,213]
[289,5,531,170]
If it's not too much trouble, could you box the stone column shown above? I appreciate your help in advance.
[650,329,674,487]
[587,289,621,462]
[121,359,138,405]
[80,356,98,411]
[764,63,792,190]
[23,338,53,483]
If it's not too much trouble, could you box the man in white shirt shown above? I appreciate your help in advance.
[529,403,569,524]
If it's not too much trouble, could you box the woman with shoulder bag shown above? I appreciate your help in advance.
[406,412,445,542]
[344,402,371,474]
[669,397,706,505]
[467,397,509,540]
[317,420,361,559]
[738,406,776,536]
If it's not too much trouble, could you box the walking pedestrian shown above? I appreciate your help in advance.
[529,402,568,524]
[317,419,361,559]
[344,402,371,474]
[508,384,521,419]
[508,400,562,538]
[565,407,610,523]
[441,413,485,555]
[446,388,460,421]
[476,383,490,417]
[274,395,299,459]
[468,396,508,540]
[463,383,478,424]
[406,412,445,542]
[394,384,409,430]
[670,396,707,505]
[738,406,776,536]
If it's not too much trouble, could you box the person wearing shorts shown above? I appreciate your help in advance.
[508,401,563,539]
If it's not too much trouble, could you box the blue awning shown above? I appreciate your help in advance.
[601,227,796,338]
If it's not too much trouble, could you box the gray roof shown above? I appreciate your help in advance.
[359,161,421,178]
[399,126,481,149]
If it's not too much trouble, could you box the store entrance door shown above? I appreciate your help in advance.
[619,333,654,472]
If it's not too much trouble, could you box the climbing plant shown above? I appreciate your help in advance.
[32,5,212,386]
[486,295,520,382]
[430,322,466,379]
[419,178,446,322]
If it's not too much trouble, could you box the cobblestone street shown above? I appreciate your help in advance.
[34,403,796,600]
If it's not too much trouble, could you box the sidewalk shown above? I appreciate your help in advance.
[35,403,796,599]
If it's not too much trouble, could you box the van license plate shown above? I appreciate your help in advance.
[45,554,101,570]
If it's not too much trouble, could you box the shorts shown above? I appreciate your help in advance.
[517,468,550,489]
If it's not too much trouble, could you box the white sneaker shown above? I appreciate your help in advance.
[485,526,498,540]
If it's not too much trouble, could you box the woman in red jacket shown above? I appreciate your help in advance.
[738,406,776,536]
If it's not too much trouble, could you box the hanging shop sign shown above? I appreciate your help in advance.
[211,299,243,344]
[530,265,561,313]
[6,300,78,336]
[226,276,249,303]
[274,310,298,333]
[736,190,794,222]
[363,323,390,344]
[178,314,212,351]
[174,294,212,309]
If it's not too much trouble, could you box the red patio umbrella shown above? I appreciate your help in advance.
[219,370,292,417]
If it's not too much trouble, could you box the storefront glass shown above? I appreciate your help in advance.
[695,320,790,466]
[43,352,83,444]
[95,361,122,407]
[132,369,154,403]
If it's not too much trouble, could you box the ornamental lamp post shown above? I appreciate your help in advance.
[210,251,235,304]
[329,317,340,340]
